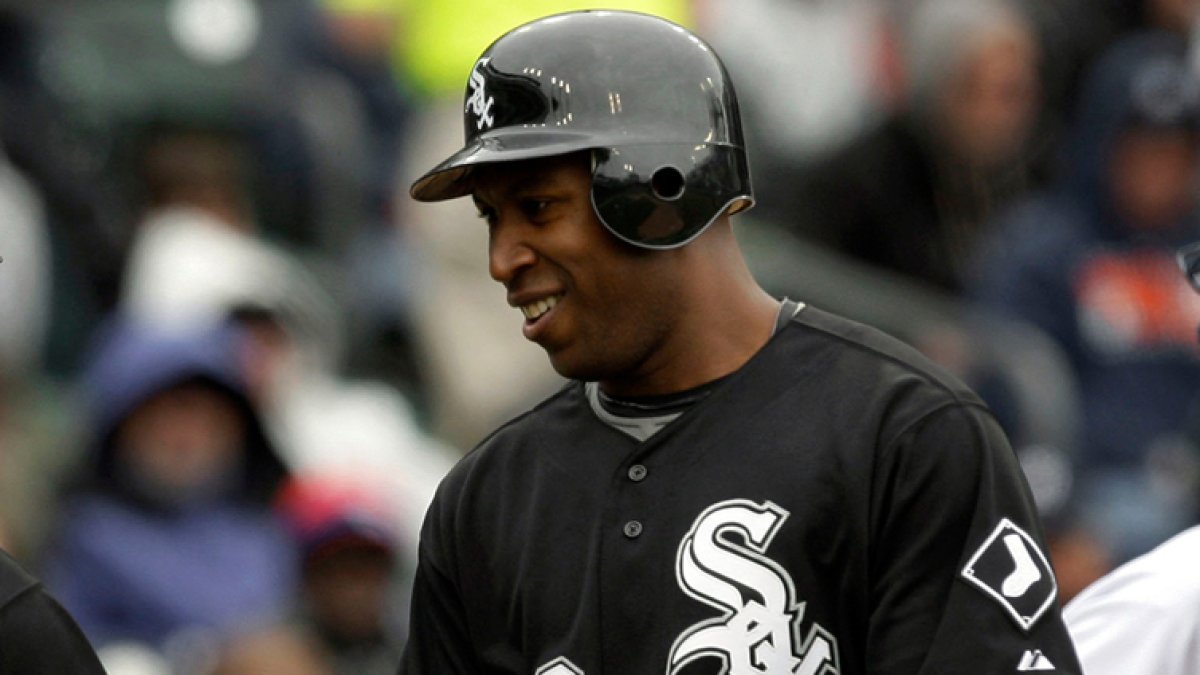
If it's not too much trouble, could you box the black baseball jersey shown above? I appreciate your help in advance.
[400,306,1082,674]
[0,549,106,674]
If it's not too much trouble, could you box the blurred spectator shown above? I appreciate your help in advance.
[117,113,345,378]
[785,0,1042,294]
[111,2,428,403]
[972,32,1200,561]
[118,191,456,581]
[0,547,105,673]
[20,0,430,396]
[700,0,892,192]
[297,1,424,396]
[0,145,73,560]
[82,1,431,406]
[301,0,409,241]
[33,0,320,247]
[276,475,405,675]
[43,318,296,657]
[1008,0,1196,178]
[132,123,259,234]
[0,148,49,375]
[1059,243,1200,675]
[0,7,123,376]
[5,2,322,377]
[121,204,343,374]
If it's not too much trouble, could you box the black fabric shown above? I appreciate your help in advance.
[400,306,1082,674]
[0,550,105,674]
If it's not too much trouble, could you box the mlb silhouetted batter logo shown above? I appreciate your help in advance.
[670,499,839,675]
[961,518,1058,632]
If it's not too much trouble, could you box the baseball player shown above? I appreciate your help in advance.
[400,10,1082,674]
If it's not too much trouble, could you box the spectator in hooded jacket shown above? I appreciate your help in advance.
[43,317,296,658]
[1055,236,1200,675]
[971,31,1200,562]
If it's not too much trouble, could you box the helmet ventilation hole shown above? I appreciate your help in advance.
[650,166,686,201]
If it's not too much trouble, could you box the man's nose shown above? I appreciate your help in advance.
[488,218,538,284]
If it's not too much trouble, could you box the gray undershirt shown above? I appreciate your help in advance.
[587,299,805,441]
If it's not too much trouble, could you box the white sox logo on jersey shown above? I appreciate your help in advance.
[466,57,496,130]
[669,499,840,675]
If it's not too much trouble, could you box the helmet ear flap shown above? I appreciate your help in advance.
[590,144,754,250]
[590,147,688,249]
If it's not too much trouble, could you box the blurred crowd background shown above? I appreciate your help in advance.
[1,0,1199,672]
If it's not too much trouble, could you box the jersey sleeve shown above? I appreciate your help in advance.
[866,402,1083,674]
[398,481,482,675]
[1064,550,1200,675]
[0,550,106,675]
[0,587,107,674]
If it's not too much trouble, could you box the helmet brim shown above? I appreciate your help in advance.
[409,130,600,202]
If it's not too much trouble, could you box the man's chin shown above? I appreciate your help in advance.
[545,348,605,382]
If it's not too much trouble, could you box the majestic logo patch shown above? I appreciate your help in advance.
[536,656,584,675]
[670,499,839,675]
[1016,649,1056,671]
[466,57,496,130]
[961,519,1057,632]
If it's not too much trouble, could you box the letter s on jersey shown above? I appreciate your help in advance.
[669,499,840,675]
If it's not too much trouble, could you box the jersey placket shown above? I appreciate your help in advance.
[595,428,681,672]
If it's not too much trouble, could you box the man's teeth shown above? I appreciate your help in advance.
[521,295,561,320]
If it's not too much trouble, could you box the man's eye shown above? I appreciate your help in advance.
[521,199,551,219]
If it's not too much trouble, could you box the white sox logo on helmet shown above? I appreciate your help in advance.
[670,499,840,675]
[466,57,496,130]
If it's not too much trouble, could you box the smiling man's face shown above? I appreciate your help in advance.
[473,152,688,386]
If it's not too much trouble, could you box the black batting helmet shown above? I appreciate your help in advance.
[409,10,753,249]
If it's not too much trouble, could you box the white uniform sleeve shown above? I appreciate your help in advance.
[1064,527,1200,675]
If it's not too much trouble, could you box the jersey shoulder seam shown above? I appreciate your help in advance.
[459,380,579,462]
[791,306,987,407]
[788,307,1000,452]
[879,399,993,461]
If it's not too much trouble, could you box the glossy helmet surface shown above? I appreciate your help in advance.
[409,10,753,249]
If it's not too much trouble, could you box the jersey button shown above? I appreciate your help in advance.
[628,464,648,482]
[623,520,643,539]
